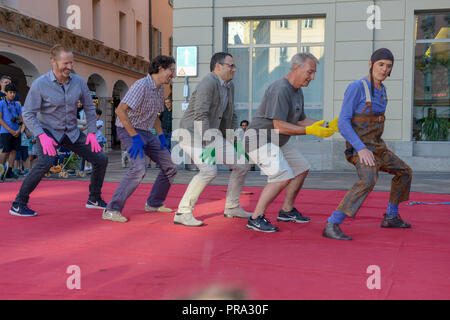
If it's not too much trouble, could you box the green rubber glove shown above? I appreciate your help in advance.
[234,141,249,161]
[328,117,339,133]
[305,120,335,138]
[200,147,216,165]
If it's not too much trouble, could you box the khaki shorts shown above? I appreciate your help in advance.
[248,140,310,183]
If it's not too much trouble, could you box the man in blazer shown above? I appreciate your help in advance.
[174,52,251,227]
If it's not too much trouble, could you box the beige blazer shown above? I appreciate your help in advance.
[180,72,238,140]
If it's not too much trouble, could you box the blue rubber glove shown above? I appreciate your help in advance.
[128,134,145,159]
[158,134,170,153]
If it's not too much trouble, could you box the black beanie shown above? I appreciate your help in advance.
[369,48,394,97]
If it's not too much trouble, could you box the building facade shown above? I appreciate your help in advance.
[172,0,450,172]
[0,0,174,151]
[151,0,174,99]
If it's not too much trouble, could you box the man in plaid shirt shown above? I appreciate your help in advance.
[103,55,177,223]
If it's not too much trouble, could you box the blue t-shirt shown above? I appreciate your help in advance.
[0,98,22,133]
[338,78,387,152]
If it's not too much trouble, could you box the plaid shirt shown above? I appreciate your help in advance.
[116,74,164,131]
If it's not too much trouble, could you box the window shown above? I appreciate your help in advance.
[58,0,69,27]
[304,19,313,29]
[136,20,142,56]
[413,12,450,141]
[152,26,162,58]
[227,18,325,139]
[279,20,288,29]
[92,0,101,40]
[119,11,126,51]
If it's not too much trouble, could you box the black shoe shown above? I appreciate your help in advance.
[322,222,352,240]
[277,207,310,223]
[10,202,38,217]
[86,198,108,209]
[381,213,411,228]
[247,214,279,233]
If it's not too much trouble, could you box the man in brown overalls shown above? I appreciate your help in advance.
[323,48,413,241]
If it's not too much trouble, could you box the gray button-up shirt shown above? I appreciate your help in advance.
[22,71,96,143]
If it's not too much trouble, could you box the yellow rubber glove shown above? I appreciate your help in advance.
[328,117,339,133]
[305,120,335,138]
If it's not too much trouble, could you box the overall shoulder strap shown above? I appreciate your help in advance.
[361,79,372,114]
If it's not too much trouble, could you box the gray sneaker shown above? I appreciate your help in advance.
[174,212,203,227]
[102,209,128,223]
[145,203,173,213]
[224,205,252,219]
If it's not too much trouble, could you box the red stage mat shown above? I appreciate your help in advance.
[0,180,449,300]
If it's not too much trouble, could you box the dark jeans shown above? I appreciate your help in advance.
[80,142,104,171]
[14,130,108,205]
[106,127,177,212]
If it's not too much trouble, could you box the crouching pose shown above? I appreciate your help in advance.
[323,48,412,241]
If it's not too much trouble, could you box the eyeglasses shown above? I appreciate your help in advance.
[220,62,237,70]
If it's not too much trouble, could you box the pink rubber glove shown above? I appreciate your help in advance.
[86,133,102,153]
[38,133,58,157]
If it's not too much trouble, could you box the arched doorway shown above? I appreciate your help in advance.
[87,73,108,101]
[0,52,40,105]
[110,80,129,149]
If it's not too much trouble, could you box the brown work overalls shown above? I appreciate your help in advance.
[336,80,412,218]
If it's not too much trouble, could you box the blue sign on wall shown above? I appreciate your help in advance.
[176,46,198,77]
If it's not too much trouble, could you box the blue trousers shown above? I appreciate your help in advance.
[106,127,177,212]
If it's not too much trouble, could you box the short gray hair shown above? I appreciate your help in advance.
[0,75,12,82]
[290,53,319,70]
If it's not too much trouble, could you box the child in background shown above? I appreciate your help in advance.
[14,126,30,176]
[27,133,37,173]
[95,109,107,149]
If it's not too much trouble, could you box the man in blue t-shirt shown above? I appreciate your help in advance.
[323,48,413,241]
[0,83,23,179]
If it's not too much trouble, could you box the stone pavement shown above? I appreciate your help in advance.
[5,150,450,194]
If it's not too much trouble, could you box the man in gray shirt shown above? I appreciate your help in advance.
[9,44,108,217]
[174,52,251,227]
[245,52,337,232]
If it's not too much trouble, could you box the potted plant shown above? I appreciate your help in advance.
[418,108,448,141]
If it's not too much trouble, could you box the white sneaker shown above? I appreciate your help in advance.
[224,205,252,219]
[174,212,203,227]
[145,203,173,213]
[102,209,128,223]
